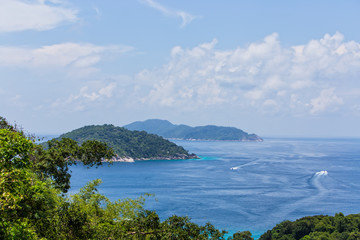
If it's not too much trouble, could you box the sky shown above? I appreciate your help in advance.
[1,0,360,137]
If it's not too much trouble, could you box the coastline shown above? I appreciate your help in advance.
[105,153,199,163]
[167,138,264,142]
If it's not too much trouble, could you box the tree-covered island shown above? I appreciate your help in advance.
[124,119,263,141]
[55,124,198,161]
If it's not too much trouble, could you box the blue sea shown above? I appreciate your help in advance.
[69,138,360,239]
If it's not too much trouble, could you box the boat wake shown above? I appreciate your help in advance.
[269,170,330,224]
[310,170,329,194]
[314,170,328,176]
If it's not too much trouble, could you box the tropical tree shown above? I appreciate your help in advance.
[0,129,63,239]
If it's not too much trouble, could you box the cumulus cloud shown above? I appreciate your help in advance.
[141,0,198,27]
[0,43,133,75]
[136,32,360,115]
[0,0,78,32]
[18,32,360,117]
[310,88,343,114]
[51,82,117,112]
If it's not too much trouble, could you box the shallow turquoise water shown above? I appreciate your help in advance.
[70,138,360,238]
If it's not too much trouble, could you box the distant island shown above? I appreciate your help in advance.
[124,119,263,142]
[56,124,198,161]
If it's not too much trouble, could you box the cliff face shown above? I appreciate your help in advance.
[124,119,263,142]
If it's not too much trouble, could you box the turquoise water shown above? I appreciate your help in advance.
[69,138,360,239]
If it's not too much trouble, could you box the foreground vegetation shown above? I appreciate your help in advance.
[259,213,360,240]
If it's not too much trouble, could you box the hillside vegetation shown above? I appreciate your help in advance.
[58,124,197,160]
[259,213,360,240]
[124,119,263,141]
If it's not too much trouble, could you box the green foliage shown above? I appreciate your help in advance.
[160,215,227,239]
[0,129,33,169]
[1,116,115,193]
[0,129,64,239]
[34,136,114,193]
[56,179,151,239]
[0,116,16,132]
[259,214,360,240]
[57,124,195,159]
[230,231,254,240]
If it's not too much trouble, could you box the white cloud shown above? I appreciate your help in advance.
[135,33,360,116]
[0,43,133,75]
[99,82,116,98]
[263,76,284,90]
[145,80,175,107]
[141,0,198,28]
[245,90,264,100]
[0,0,78,32]
[10,33,359,119]
[310,88,343,114]
[9,94,27,108]
[290,80,313,90]
[51,82,117,112]
[93,6,102,19]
